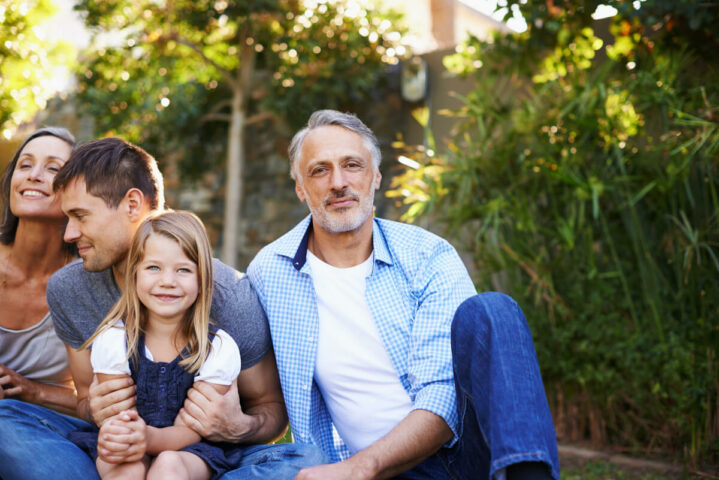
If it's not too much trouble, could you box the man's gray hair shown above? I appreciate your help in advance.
[288,110,381,182]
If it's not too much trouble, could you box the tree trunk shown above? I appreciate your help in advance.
[221,44,255,268]
[222,89,244,267]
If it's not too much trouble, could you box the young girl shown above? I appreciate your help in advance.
[69,211,243,480]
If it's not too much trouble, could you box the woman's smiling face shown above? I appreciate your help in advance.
[10,135,73,221]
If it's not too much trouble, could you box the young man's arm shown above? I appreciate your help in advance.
[176,349,288,444]
[296,409,452,480]
[66,346,136,425]
[66,346,144,464]
[48,269,136,425]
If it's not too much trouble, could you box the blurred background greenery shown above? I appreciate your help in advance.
[1,0,717,471]
[388,0,719,469]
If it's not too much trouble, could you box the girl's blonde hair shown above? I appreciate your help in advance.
[82,210,214,373]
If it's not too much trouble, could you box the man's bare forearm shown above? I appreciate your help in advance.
[347,410,452,479]
[33,383,78,417]
[229,350,288,444]
[238,400,288,444]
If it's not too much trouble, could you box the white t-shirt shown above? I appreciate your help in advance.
[90,320,241,385]
[307,250,413,454]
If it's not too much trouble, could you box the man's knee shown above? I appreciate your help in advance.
[452,292,527,341]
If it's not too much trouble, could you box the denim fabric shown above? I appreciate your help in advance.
[400,293,560,480]
[0,399,99,479]
[0,399,325,480]
[218,443,327,479]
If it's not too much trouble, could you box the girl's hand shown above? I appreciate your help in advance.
[0,363,40,403]
[98,410,147,464]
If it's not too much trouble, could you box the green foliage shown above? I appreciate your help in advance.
[501,0,719,57]
[74,0,407,176]
[389,2,719,465]
[0,0,75,137]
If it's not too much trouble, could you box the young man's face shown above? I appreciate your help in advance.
[60,178,135,272]
[294,125,381,235]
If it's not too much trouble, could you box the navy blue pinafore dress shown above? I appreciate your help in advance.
[68,332,244,479]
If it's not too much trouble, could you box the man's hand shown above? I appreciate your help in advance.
[97,410,146,464]
[298,410,450,480]
[88,375,136,426]
[0,363,40,403]
[176,351,288,444]
[177,378,253,442]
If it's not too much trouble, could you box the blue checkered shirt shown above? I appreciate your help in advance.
[247,216,476,461]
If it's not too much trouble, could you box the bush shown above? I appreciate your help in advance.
[388,5,719,465]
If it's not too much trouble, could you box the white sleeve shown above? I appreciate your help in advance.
[90,322,130,375]
[194,329,241,385]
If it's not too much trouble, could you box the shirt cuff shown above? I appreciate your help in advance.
[411,383,459,447]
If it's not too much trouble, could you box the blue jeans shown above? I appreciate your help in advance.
[0,399,99,479]
[219,443,326,479]
[0,399,324,480]
[401,293,560,480]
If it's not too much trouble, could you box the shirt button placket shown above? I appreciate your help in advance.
[159,366,167,394]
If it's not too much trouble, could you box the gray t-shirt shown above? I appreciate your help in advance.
[47,258,270,369]
[0,312,73,387]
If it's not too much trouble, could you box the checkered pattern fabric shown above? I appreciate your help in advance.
[247,216,477,462]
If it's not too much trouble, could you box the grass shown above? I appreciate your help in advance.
[561,460,684,480]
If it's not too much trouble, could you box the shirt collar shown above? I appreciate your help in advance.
[280,215,393,271]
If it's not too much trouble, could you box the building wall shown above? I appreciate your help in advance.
[383,0,507,52]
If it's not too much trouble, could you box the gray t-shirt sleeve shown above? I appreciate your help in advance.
[48,260,121,349]
[210,259,271,369]
[47,262,88,349]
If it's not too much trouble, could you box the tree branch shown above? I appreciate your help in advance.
[165,33,238,89]
[245,111,275,126]
[200,113,232,123]
[207,99,233,116]
[200,99,234,123]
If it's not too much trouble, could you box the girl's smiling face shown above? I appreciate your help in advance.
[136,233,199,326]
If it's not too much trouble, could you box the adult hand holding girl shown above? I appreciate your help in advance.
[87,374,136,425]
[88,365,248,444]
[179,347,288,445]
[178,378,246,442]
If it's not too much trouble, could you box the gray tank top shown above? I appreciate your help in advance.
[0,312,73,387]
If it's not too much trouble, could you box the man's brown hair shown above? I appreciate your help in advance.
[53,137,164,210]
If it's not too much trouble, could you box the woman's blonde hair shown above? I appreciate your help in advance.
[82,210,214,373]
